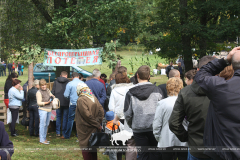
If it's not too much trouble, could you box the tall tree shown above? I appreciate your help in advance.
[137,0,240,71]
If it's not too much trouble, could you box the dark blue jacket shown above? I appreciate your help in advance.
[195,58,240,160]
[85,78,106,107]
[0,121,14,159]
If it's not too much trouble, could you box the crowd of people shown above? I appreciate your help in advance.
[0,61,24,77]
[1,47,240,160]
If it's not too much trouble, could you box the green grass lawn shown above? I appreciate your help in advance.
[0,50,169,160]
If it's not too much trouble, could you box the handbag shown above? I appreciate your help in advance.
[52,98,60,110]
[88,123,111,147]
[21,116,29,126]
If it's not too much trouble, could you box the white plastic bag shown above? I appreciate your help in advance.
[7,108,19,124]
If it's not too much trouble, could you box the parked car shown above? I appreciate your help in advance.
[33,63,92,82]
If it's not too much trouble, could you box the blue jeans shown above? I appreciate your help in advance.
[18,70,21,76]
[39,109,51,143]
[64,105,76,139]
[56,108,69,136]
[188,150,213,160]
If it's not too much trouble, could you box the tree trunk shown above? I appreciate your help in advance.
[199,12,208,58]
[180,0,193,72]
[28,62,34,90]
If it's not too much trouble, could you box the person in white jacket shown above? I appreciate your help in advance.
[153,77,188,160]
[109,72,137,160]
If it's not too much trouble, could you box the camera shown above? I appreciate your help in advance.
[49,96,54,102]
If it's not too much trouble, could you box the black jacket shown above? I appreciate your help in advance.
[195,58,240,160]
[169,81,211,159]
[4,80,12,99]
[0,121,14,159]
[7,63,12,70]
[158,83,167,99]
[106,79,116,97]
[166,65,174,78]
[27,87,38,107]
[51,77,70,108]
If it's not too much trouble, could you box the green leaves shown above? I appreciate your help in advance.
[21,44,42,65]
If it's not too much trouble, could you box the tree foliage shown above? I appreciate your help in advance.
[137,0,240,71]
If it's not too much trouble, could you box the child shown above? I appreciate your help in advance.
[104,111,124,160]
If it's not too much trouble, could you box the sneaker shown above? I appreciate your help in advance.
[40,141,49,145]
[56,134,60,137]
[11,134,18,137]
[60,136,65,139]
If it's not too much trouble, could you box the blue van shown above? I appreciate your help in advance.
[33,63,92,82]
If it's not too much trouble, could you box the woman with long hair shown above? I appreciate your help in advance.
[4,73,18,131]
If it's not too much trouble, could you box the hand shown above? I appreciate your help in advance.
[227,47,240,62]
[45,100,51,105]
[99,126,102,130]
[113,119,119,126]
[19,86,23,90]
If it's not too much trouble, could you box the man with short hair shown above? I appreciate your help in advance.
[63,72,83,139]
[166,61,174,78]
[85,69,106,108]
[158,69,180,99]
[124,65,162,160]
[52,71,70,137]
[17,62,21,76]
[194,47,240,160]
[169,55,215,160]
[2,61,6,76]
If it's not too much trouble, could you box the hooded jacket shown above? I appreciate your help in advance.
[168,81,211,159]
[52,77,70,108]
[108,83,134,133]
[124,82,162,133]
[195,58,240,160]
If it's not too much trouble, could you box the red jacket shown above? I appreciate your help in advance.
[99,78,106,90]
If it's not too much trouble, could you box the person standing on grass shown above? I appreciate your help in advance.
[7,62,12,75]
[166,61,174,79]
[153,77,188,160]
[194,47,240,160]
[4,73,18,131]
[21,63,24,75]
[36,79,54,144]
[52,71,70,137]
[2,61,6,76]
[8,79,24,137]
[85,69,106,108]
[27,80,40,137]
[12,61,15,73]
[0,62,4,77]
[124,65,163,160]
[75,83,104,160]
[62,72,83,139]
[17,62,21,76]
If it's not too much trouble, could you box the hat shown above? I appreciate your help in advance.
[105,111,114,121]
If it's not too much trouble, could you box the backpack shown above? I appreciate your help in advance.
[52,98,60,110]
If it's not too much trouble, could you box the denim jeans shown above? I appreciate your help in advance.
[39,109,51,143]
[64,105,76,139]
[188,150,213,160]
[18,70,21,76]
[29,105,39,136]
[56,108,69,136]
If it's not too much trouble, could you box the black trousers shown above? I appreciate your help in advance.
[161,147,188,160]
[28,105,39,136]
[9,108,19,135]
[133,131,162,160]
[8,69,11,75]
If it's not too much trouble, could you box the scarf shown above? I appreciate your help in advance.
[76,83,95,103]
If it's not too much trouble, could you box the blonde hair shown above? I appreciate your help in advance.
[33,79,40,87]
[166,77,183,96]
[39,79,47,86]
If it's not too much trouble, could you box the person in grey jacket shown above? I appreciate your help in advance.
[153,77,188,160]
[124,65,163,160]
